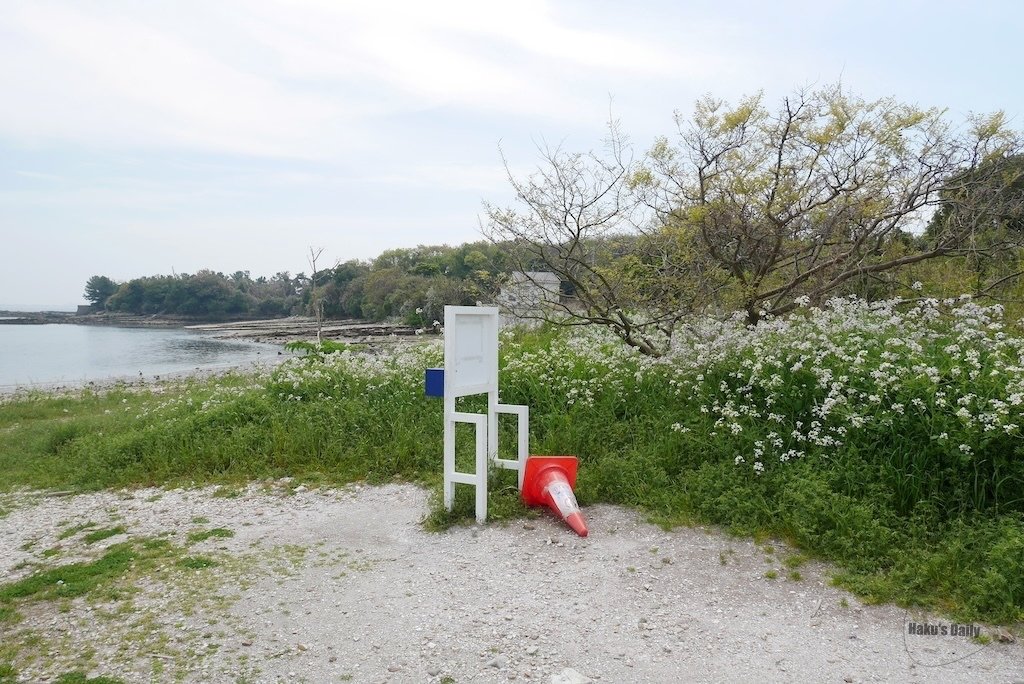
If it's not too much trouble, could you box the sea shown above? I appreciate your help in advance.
[0,323,283,390]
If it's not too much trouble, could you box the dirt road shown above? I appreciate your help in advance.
[1,484,1021,683]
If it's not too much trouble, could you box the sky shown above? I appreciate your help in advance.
[1,0,1023,309]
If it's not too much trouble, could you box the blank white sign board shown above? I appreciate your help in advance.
[445,306,498,397]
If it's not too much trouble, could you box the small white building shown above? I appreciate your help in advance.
[496,271,564,326]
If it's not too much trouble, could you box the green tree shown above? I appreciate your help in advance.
[925,154,1024,296]
[488,84,1023,353]
[83,275,118,309]
[644,86,1023,323]
[484,121,725,356]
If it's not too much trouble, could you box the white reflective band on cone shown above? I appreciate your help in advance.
[545,480,581,518]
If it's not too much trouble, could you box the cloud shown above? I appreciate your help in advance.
[0,2,353,157]
[15,170,63,181]
[0,0,708,159]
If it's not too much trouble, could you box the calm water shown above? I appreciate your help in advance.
[0,324,282,389]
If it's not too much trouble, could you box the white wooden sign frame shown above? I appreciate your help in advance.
[443,305,529,522]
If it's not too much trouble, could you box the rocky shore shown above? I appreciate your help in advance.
[186,317,422,344]
[0,310,196,327]
[0,311,423,344]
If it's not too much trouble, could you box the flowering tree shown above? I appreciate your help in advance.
[484,123,726,357]
[641,85,1023,323]
[486,84,1023,353]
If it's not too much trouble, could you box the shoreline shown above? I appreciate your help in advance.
[0,319,439,397]
[0,314,438,397]
[0,311,423,343]
[0,355,288,399]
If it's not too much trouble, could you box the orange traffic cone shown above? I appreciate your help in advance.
[521,456,588,537]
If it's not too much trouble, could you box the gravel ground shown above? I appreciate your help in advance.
[1,483,1022,683]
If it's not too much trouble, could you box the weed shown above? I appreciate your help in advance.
[54,672,124,684]
[788,570,803,581]
[0,544,136,602]
[83,526,126,544]
[190,516,210,525]
[284,339,359,357]
[58,523,96,541]
[177,556,218,570]
[765,570,778,580]
[187,528,235,543]
[783,555,807,569]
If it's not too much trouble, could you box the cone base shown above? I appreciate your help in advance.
[564,511,588,537]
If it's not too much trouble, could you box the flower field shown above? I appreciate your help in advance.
[1,294,1023,624]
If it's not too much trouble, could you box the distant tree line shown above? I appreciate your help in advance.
[82,241,511,324]
[82,86,1024,341]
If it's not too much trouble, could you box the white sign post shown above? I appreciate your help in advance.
[443,305,529,523]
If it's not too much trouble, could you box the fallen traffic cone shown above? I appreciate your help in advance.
[521,456,588,537]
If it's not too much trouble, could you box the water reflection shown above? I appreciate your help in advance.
[0,324,282,388]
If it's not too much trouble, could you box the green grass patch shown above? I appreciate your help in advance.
[58,522,97,541]
[0,544,136,602]
[83,526,126,544]
[54,672,124,684]
[177,556,218,570]
[783,554,807,569]
[187,528,234,543]
[422,469,531,531]
[0,663,17,684]
[0,606,20,624]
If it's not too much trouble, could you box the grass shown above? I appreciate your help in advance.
[83,526,126,544]
[54,673,124,684]
[58,523,97,541]
[0,535,226,610]
[0,531,239,679]
[2,306,1024,627]
[178,556,218,570]
[187,528,234,543]
[0,544,137,602]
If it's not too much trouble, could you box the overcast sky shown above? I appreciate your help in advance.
[2,0,1022,309]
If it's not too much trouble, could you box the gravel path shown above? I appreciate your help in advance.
[1,484,1022,683]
